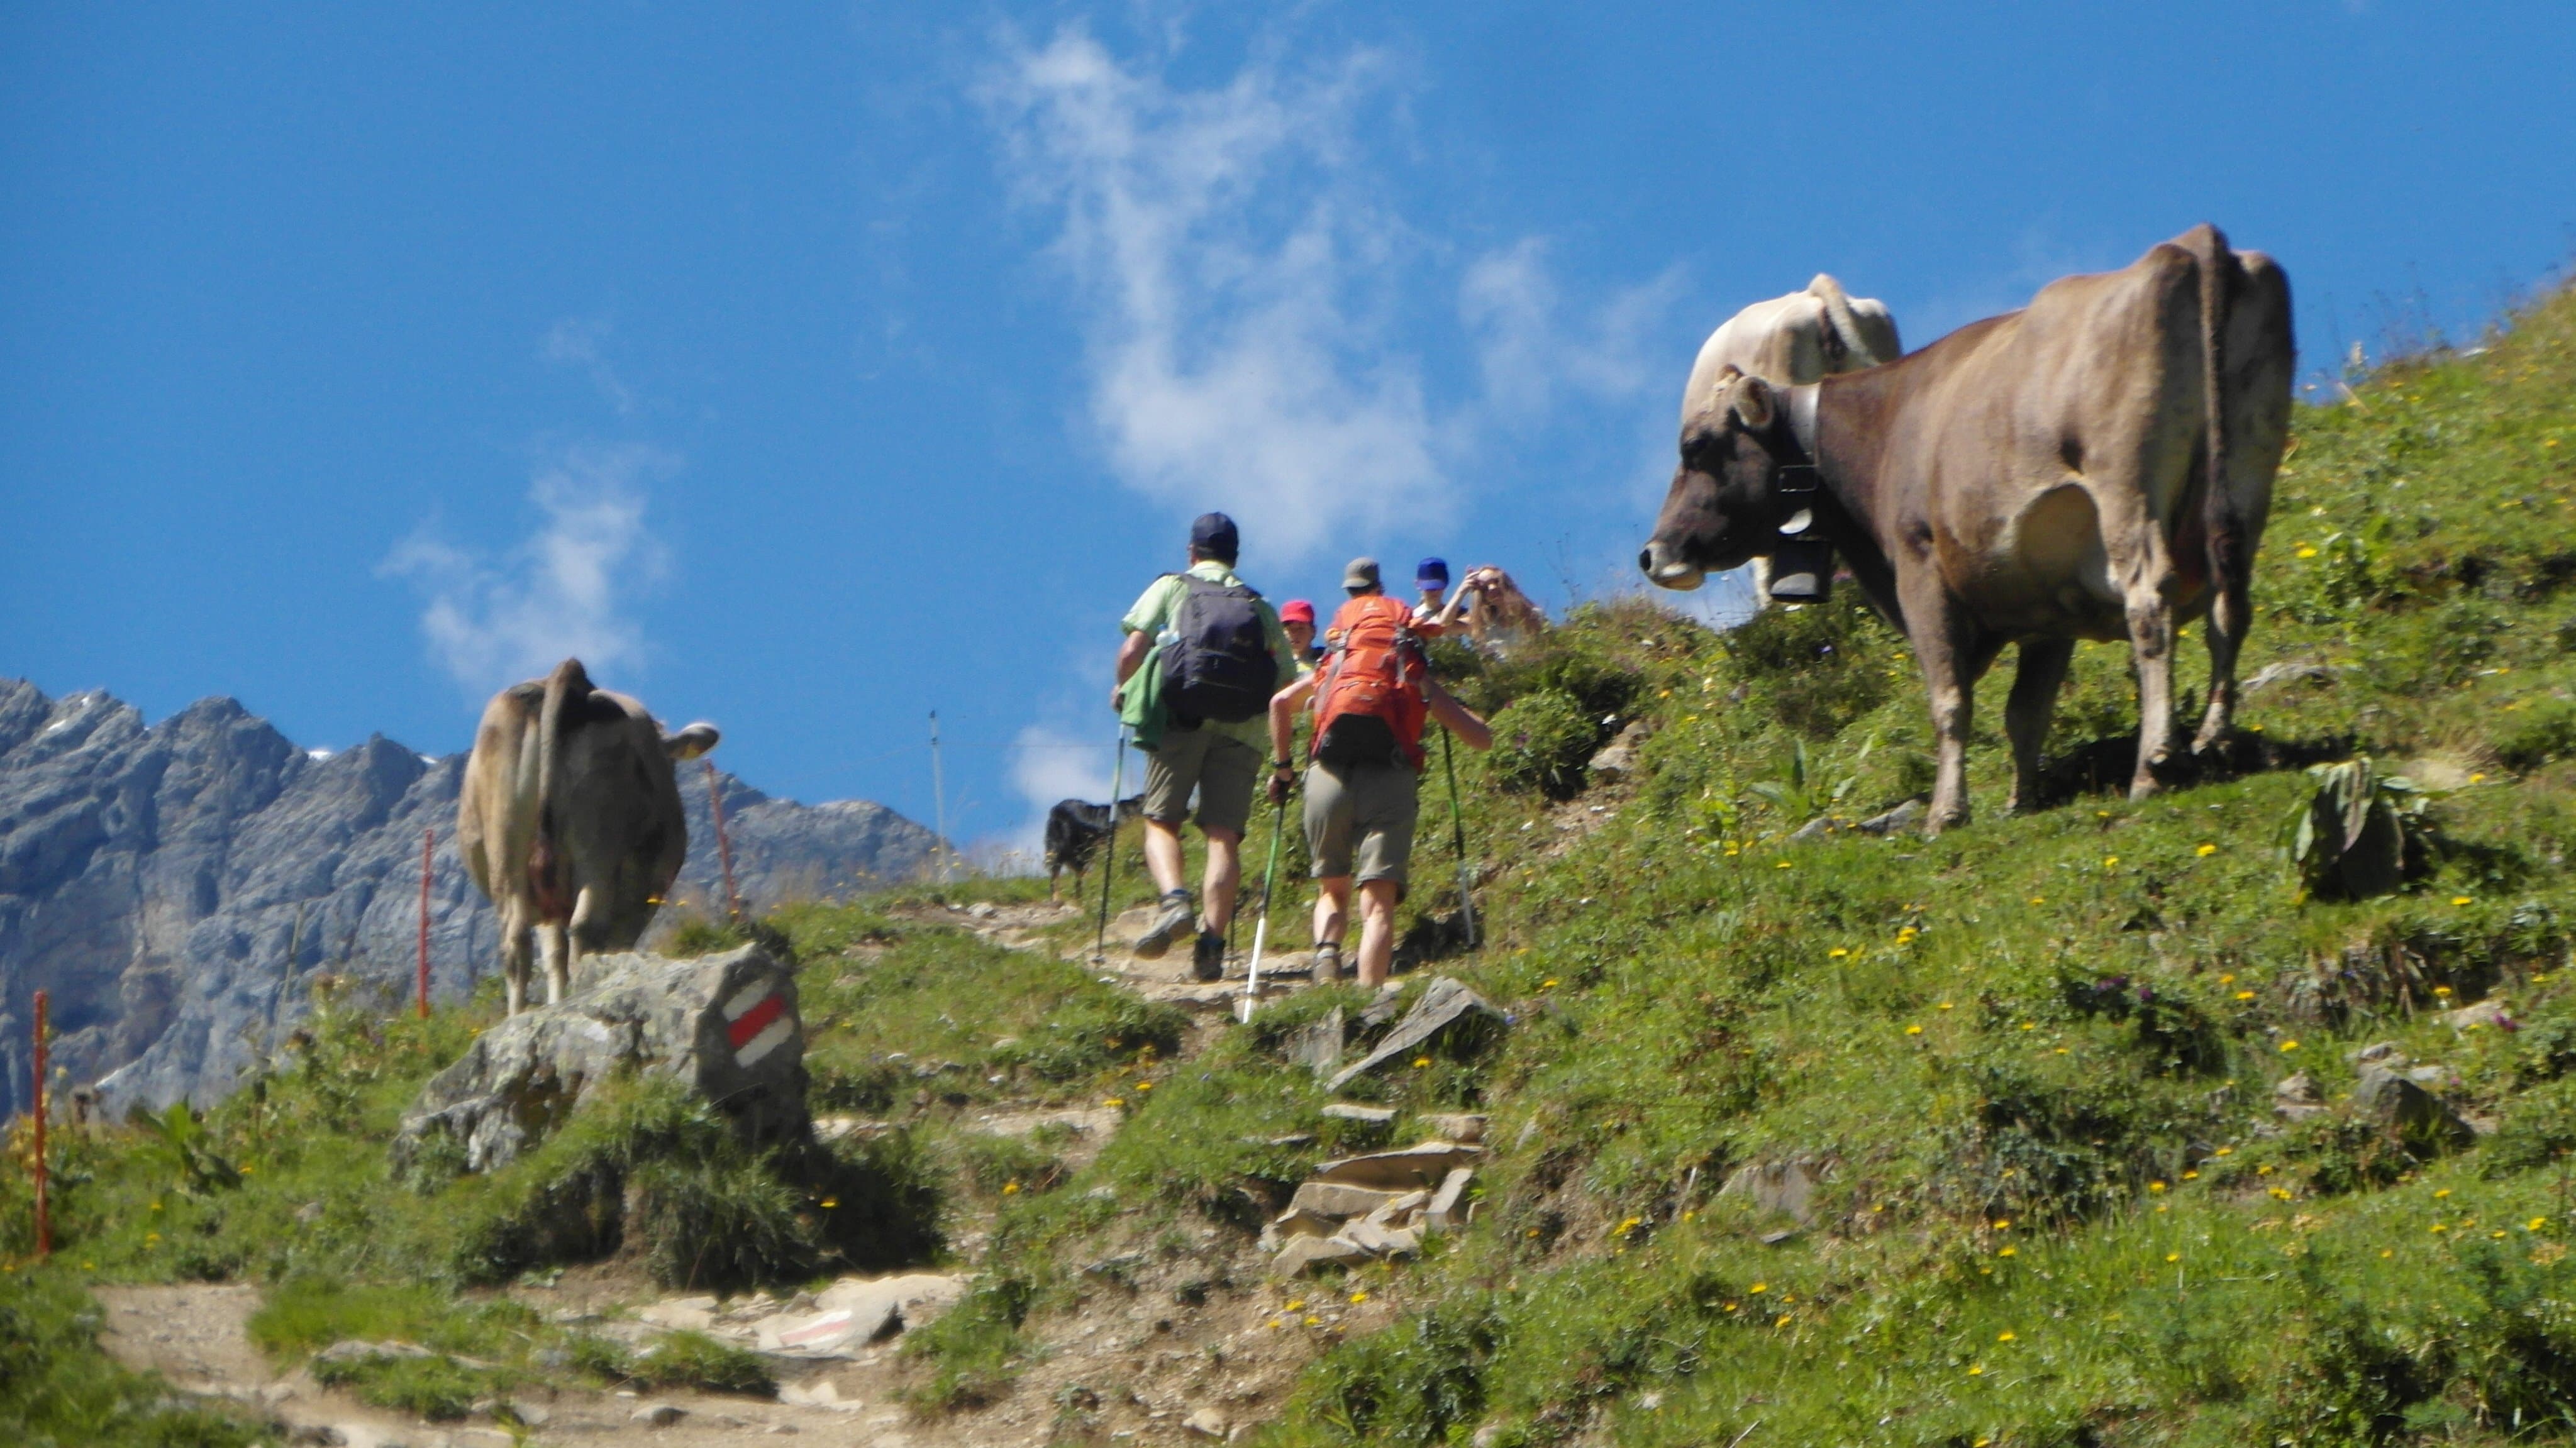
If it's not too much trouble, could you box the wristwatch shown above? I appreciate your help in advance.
[1271,759,1294,771]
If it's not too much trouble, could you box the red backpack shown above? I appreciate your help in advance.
[1310,595,1429,771]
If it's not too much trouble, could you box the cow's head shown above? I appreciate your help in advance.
[1640,367,1796,590]
[665,722,721,760]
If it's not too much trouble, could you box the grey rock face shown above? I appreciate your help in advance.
[394,944,806,1173]
[0,679,933,1119]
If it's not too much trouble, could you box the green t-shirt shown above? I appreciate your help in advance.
[1121,560,1300,752]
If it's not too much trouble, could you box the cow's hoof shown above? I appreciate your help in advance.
[2128,776,2164,801]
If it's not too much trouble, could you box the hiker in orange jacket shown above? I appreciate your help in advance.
[1266,557,1491,990]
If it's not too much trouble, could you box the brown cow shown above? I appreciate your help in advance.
[458,658,719,1012]
[1642,225,2292,833]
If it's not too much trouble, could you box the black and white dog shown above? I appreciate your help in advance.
[1044,795,1144,902]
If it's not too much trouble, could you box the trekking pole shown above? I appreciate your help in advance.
[1240,793,1287,1024]
[1441,727,1477,949]
[1094,727,1130,965]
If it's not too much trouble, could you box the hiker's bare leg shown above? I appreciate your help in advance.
[1201,828,1241,934]
[1313,876,1352,949]
[1355,880,1400,988]
[1143,818,1187,896]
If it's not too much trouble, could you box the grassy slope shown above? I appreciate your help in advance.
[4,285,2572,1445]
[1213,283,2576,1445]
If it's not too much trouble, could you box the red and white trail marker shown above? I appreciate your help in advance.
[723,980,794,1067]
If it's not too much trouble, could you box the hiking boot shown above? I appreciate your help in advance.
[1133,890,1193,959]
[1192,929,1226,982]
[1310,942,1343,986]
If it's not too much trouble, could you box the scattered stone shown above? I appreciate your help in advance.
[2244,660,2342,693]
[1263,1133,1316,1148]
[1585,721,1653,784]
[2275,1071,2329,1121]
[780,1377,862,1410]
[1424,1168,1475,1234]
[1342,1217,1421,1256]
[966,902,999,919]
[294,1200,325,1225]
[1857,799,1926,836]
[1291,1181,1414,1218]
[1364,1190,1431,1225]
[2354,1063,2476,1148]
[284,1429,347,1447]
[2406,1063,2462,1091]
[1789,815,1838,843]
[1716,1156,1835,1225]
[631,1402,686,1427]
[392,944,807,1174]
[1183,1407,1231,1439]
[1424,1112,1487,1144]
[314,1339,438,1366]
[1272,1235,1370,1276]
[2350,1042,2406,1065]
[636,1295,719,1332]
[1758,1229,1801,1246]
[1262,1206,1341,1247]
[1320,1103,1396,1126]
[2441,999,2515,1032]
[1326,979,1508,1092]
[1313,1142,1485,1191]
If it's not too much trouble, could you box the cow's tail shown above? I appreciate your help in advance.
[1807,274,1881,367]
[2182,224,2238,589]
[534,658,591,883]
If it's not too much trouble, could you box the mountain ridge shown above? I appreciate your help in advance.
[0,677,935,1119]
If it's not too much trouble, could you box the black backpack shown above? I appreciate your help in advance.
[1160,575,1279,727]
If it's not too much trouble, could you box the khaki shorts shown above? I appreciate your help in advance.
[1141,727,1260,837]
[1302,760,1419,887]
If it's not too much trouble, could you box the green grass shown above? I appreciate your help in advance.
[0,1264,267,1447]
[1231,284,2576,1445]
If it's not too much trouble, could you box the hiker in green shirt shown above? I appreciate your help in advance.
[1111,512,1301,981]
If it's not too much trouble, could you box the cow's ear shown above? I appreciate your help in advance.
[665,722,721,761]
[1730,375,1777,432]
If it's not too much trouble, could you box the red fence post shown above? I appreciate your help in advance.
[417,828,433,1020]
[31,989,49,1260]
[705,760,742,922]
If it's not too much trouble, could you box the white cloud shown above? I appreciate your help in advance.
[382,443,674,697]
[542,316,639,416]
[982,28,1450,561]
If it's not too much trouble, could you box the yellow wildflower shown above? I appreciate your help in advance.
[1906,1024,1924,1036]
[2279,1039,2300,1052]
[1998,1246,2016,1257]
[1829,948,1849,959]
[2453,895,2473,906]
[1968,1364,1985,1376]
[1997,1330,2016,1341]
[2196,843,2218,856]
[1350,1291,1369,1304]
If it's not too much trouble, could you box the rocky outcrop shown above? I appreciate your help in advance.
[0,678,934,1119]
[393,944,808,1173]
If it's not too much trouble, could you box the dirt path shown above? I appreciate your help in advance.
[90,900,1355,1445]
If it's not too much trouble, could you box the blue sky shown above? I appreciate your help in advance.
[6,3,2572,858]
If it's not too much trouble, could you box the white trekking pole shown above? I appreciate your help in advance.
[1240,792,1287,1024]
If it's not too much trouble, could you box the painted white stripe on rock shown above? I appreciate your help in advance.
[736,1015,796,1067]
[723,981,772,1021]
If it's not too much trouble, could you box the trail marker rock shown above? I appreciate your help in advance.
[392,944,806,1173]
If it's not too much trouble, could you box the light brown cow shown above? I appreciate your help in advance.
[1681,275,1901,603]
[1642,225,2292,833]
[458,658,719,1012]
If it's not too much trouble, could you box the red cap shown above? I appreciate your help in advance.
[1280,599,1316,626]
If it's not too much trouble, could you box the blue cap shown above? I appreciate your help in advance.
[1190,512,1239,562]
[1415,556,1450,587]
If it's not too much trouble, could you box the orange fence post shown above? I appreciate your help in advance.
[705,760,742,922]
[31,989,50,1259]
[417,828,433,1019]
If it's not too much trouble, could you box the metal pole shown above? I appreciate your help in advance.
[1094,729,1130,964]
[1441,728,1477,949]
[416,829,433,1019]
[704,759,742,921]
[31,990,49,1259]
[930,712,950,884]
[1240,793,1287,1024]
